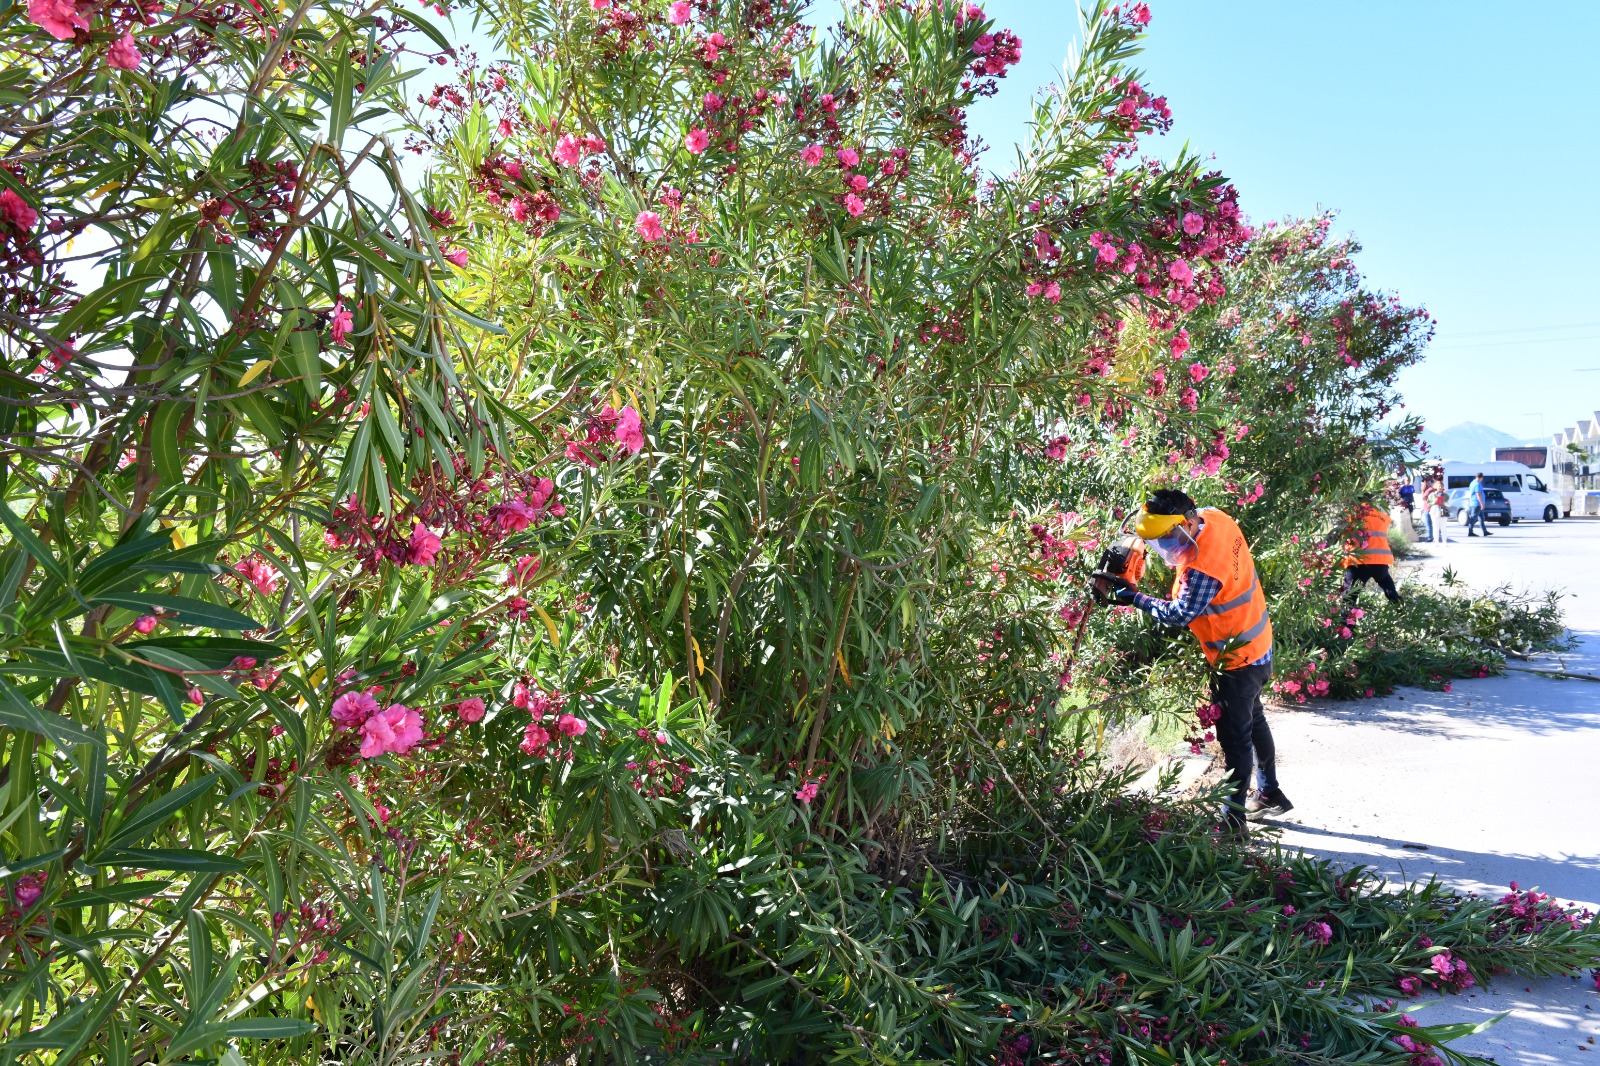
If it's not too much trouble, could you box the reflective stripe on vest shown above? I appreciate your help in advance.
[1202,570,1258,616]
[1344,505,1393,566]
[1204,612,1270,651]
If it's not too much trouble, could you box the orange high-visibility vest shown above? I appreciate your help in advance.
[1171,508,1273,670]
[1341,503,1393,568]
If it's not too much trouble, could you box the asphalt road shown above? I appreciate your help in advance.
[1263,514,1600,1064]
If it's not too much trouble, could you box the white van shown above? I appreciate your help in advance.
[1434,460,1562,523]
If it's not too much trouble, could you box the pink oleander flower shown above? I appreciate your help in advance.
[1303,921,1333,945]
[235,556,279,596]
[1167,259,1194,284]
[848,174,869,193]
[520,721,551,754]
[406,523,442,566]
[1025,280,1043,297]
[107,32,141,70]
[1430,952,1453,975]
[0,189,39,232]
[635,210,665,242]
[844,193,865,217]
[1338,626,1352,639]
[972,32,994,55]
[28,0,89,40]
[13,873,44,910]
[615,405,645,454]
[556,713,587,736]
[445,247,469,268]
[1178,387,1198,411]
[1170,329,1190,357]
[502,159,522,180]
[331,690,380,731]
[684,127,710,154]
[1282,905,1295,916]
[186,686,205,705]
[590,0,609,8]
[456,697,486,723]
[795,780,819,804]
[1235,423,1250,440]
[667,0,691,22]
[553,133,583,167]
[1044,280,1061,303]
[835,147,859,167]
[493,497,538,532]
[799,144,825,166]
[360,704,424,758]
[329,300,354,345]
[1128,2,1150,24]
[133,614,158,634]
[1188,362,1208,383]
[1397,975,1421,995]
[508,554,541,585]
[1181,211,1204,236]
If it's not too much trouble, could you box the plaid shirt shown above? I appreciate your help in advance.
[1133,569,1272,667]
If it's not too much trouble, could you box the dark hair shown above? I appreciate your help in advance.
[1145,488,1197,516]
[1476,472,1484,478]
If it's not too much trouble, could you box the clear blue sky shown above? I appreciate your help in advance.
[949,1,1600,442]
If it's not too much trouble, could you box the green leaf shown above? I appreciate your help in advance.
[99,774,221,852]
[91,593,258,631]
[0,847,69,880]
[91,848,248,873]
[0,500,69,587]
[55,880,173,908]
[226,1018,316,1040]
[121,635,284,668]
[0,677,102,749]
[151,401,188,486]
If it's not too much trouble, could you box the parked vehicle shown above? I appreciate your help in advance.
[1448,487,1511,527]
[1436,460,1559,523]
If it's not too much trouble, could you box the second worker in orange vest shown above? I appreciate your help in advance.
[1341,499,1401,605]
[1099,489,1292,835]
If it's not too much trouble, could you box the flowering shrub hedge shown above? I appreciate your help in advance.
[1,0,1595,1062]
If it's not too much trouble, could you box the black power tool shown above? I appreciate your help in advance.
[1090,535,1146,606]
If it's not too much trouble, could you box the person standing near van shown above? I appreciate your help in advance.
[1419,477,1436,540]
[1429,483,1450,543]
[1342,498,1401,603]
[1466,472,1493,537]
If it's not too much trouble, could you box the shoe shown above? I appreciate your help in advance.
[1246,788,1294,821]
[1467,532,1478,537]
[1484,532,1493,536]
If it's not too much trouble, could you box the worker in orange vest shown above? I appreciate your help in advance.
[1099,489,1292,835]
[1342,498,1400,604]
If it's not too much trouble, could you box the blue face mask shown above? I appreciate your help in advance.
[1153,528,1196,566]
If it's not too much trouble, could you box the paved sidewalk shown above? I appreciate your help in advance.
[1263,516,1600,1064]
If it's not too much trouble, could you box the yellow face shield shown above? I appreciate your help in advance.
[1134,509,1187,541]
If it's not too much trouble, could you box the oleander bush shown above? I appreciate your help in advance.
[1,0,1595,1062]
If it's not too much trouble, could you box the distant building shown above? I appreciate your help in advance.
[1551,412,1600,514]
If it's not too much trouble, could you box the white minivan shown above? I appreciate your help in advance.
[1436,460,1562,523]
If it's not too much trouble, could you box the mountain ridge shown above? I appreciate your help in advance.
[1421,421,1544,461]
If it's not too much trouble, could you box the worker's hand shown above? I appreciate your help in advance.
[1091,571,1137,606]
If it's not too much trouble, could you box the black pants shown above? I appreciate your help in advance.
[1343,564,1399,603]
[1212,659,1276,824]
